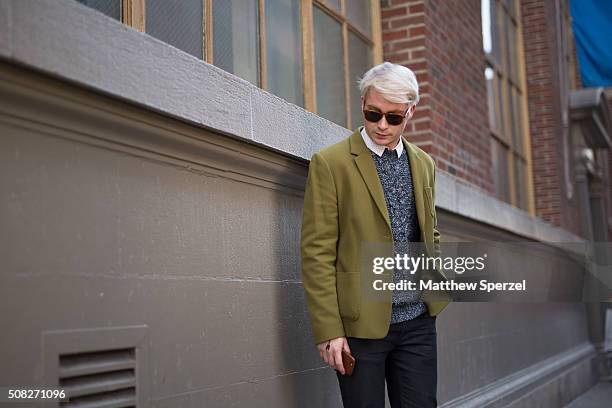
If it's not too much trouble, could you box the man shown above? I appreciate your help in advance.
[300,62,452,407]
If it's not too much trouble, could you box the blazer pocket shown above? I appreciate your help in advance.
[336,272,361,320]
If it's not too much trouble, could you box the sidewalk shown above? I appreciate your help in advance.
[564,381,612,408]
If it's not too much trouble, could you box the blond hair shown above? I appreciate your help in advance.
[358,62,420,105]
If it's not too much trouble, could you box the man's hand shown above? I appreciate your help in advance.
[317,337,351,375]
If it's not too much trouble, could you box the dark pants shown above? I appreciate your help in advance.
[336,312,437,408]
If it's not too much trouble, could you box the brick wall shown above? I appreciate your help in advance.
[521,0,564,227]
[381,0,494,193]
[521,0,589,236]
[380,0,596,236]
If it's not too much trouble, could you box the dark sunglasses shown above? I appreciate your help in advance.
[363,109,408,126]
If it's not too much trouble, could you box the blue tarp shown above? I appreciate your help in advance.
[570,0,612,87]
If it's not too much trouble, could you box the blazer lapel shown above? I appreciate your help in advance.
[350,128,428,237]
[350,129,391,231]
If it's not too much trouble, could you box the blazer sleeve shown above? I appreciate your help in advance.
[300,152,345,345]
[431,160,452,294]
[432,160,441,260]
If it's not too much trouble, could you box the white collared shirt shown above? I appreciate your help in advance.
[360,126,404,158]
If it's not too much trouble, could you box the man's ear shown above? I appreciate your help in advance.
[406,103,416,120]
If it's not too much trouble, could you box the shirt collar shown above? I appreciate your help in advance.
[360,126,404,158]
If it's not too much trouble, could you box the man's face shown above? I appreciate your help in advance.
[361,89,416,149]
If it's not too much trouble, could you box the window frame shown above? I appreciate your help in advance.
[204,0,381,124]
[87,0,382,126]
[484,0,534,213]
[307,0,382,127]
[122,0,145,32]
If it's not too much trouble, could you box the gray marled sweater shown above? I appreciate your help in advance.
[371,147,427,324]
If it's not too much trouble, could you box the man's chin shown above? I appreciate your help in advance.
[366,129,396,147]
[374,135,393,146]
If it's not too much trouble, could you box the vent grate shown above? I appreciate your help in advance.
[59,348,136,408]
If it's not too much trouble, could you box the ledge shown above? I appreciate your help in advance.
[437,172,585,244]
[440,342,597,408]
[0,0,585,246]
[0,0,346,161]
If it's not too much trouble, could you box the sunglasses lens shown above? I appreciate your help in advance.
[387,114,404,125]
[363,110,405,125]
[364,110,383,123]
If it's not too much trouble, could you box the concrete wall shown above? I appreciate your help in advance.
[0,0,599,406]
[0,61,332,407]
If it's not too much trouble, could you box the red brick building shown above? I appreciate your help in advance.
[381,0,611,243]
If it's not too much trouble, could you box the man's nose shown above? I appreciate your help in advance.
[378,116,389,130]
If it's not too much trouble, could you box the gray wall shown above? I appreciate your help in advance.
[436,216,596,406]
[0,1,599,407]
[0,61,335,407]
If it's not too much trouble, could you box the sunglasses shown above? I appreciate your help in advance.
[363,109,408,126]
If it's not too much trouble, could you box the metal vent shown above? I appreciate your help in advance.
[43,325,148,407]
[59,348,137,408]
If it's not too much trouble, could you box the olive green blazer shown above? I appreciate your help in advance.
[300,127,452,345]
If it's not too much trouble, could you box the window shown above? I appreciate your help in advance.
[348,31,373,129]
[212,0,260,85]
[77,0,122,20]
[208,0,379,127]
[76,0,145,31]
[265,0,304,106]
[76,0,381,128]
[146,0,204,59]
[482,0,532,212]
[313,7,345,125]
[312,1,375,128]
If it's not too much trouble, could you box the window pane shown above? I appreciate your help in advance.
[485,67,496,129]
[265,0,303,106]
[491,0,500,66]
[146,0,203,59]
[348,32,372,129]
[513,155,521,209]
[314,6,346,127]
[507,0,516,18]
[491,138,510,202]
[482,0,492,54]
[77,0,121,20]
[510,21,519,83]
[503,13,514,80]
[321,0,341,12]
[508,83,516,148]
[213,0,259,86]
[497,72,505,134]
[503,0,511,13]
[347,0,371,36]
[514,156,528,210]
[512,87,524,155]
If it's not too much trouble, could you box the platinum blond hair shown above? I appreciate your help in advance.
[358,62,420,105]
